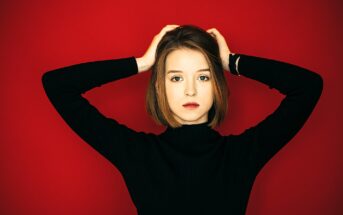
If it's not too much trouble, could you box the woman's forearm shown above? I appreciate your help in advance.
[42,57,139,95]
[232,53,323,95]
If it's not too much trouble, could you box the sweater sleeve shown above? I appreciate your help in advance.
[228,53,323,175]
[41,56,143,172]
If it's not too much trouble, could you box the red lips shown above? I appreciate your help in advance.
[183,102,199,107]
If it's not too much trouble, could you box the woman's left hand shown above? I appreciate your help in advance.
[206,28,231,71]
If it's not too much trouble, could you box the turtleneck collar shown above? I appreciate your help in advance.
[159,121,221,147]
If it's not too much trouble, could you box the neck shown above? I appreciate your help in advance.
[159,121,221,149]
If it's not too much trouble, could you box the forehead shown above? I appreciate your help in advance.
[165,48,209,72]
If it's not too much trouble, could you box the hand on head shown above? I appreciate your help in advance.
[138,25,180,72]
[138,25,232,73]
[206,28,232,71]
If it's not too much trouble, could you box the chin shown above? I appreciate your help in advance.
[174,113,206,123]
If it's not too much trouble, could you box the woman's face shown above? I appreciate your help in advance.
[165,48,214,125]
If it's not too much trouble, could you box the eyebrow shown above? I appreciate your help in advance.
[167,68,210,74]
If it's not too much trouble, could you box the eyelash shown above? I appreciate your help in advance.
[170,75,210,82]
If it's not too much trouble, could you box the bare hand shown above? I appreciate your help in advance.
[206,28,231,71]
[137,24,179,72]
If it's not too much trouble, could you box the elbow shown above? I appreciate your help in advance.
[41,71,52,91]
[311,72,324,96]
[41,70,58,93]
[304,72,324,102]
[41,72,49,86]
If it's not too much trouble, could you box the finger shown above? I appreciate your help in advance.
[208,28,221,37]
[167,24,179,27]
[207,30,217,38]
[207,29,217,35]
[165,24,179,30]
[208,32,216,38]
[207,28,217,32]
[160,25,179,34]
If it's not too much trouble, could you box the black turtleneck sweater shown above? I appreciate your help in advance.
[41,53,323,215]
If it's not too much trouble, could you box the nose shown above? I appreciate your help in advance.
[185,79,197,96]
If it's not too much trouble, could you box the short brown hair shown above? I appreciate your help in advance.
[145,24,229,129]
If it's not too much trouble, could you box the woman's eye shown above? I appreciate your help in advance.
[170,76,183,82]
[199,75,210,81]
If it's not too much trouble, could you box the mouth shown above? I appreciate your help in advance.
[183,102,200,109]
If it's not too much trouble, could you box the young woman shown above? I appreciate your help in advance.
[42,24,323,215]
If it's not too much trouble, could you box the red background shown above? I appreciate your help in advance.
[1,0,342,214]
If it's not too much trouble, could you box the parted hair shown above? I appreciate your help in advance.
[145,24,229,129]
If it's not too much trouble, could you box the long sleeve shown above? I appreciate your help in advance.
[228,53,324,176]
[41,57,143,172]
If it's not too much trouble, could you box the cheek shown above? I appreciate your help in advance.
[205,94,214,106]
[165,84,182,104]
[199,84,214,99]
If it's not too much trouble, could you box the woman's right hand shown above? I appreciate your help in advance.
[206,28,232,71]
[136,24,179,73]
